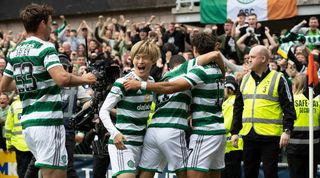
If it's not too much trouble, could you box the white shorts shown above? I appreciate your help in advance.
[108,143,142,177]
[23,125,68,169]
[139,128,188,172]
[187,134,226,172]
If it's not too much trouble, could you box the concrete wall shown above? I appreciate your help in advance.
[0,8,175,35]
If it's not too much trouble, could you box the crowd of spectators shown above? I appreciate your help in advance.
[0,11,319,178]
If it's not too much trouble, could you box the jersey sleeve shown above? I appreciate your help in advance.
[42,47,62,71]
[183,66,206,88]
[109,80,125,98]
[187,58,198,72]
[3,62,14,78]
[99,83,122,139]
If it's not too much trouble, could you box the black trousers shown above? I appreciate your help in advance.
[287,153,319,178]
[243,140,280,178]
[0,125,6,150]
[65,133,79,178]
[15,149,33,178]
[24,156,38,178]
[222,150,243,178]
[93,154,110,178]
[24,133,79,178]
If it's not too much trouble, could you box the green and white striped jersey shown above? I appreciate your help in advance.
[149,66,191,131]
[183,62,226,135]
[4,36,63,129]
[109,71,154,146]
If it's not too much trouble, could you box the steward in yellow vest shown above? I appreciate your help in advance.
[230,45,296,178]
[223,95,243,153]
[222,76,243,178]
[240,69,283,136]
[4,96,33,178]
[4,96,28,151]
[287,74,320,178]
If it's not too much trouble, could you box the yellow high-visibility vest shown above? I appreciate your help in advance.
[222,95,243,153]
[147,102,156,126]
[4,98,29,151]
[240,70,283,136]
[289,94,320,145]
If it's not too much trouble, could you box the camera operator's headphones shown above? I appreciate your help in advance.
[58,54,73,73]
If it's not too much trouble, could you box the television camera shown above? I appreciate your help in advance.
[69,54,121,131]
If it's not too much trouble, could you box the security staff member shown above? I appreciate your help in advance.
[5,96,33,178]
[287,74,320,178]
[230,45,296,178]
[222,76,243,178]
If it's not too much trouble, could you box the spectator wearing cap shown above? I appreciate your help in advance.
[222,76,243,178]
[233,12,248,37]
[238,13,270,48]
[139,28,151,41]
[131,26,150,45]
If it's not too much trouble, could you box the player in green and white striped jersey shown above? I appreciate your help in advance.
[137,55,191,178]
[99,40,161,178]
[0,4,96,178]
[123,32,226,178]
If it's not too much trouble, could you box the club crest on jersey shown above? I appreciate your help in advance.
[144,94,151,102]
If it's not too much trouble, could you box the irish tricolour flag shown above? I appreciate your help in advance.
[200,0,297,24]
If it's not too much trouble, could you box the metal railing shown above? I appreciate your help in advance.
[175,0,200,11]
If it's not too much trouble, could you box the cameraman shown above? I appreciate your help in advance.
[90,121,111,178]
[60,54,92,178]
[85,48,120,178]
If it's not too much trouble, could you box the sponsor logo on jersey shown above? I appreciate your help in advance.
[137,103,151,111]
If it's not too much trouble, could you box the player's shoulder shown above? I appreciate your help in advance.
[26,36,55,49]
[115,77,126,85]
[39,40,56,52]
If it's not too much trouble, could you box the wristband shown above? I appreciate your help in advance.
[141,81,147,90]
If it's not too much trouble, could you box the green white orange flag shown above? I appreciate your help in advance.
[307,53,319,88]
[200,0,297,24]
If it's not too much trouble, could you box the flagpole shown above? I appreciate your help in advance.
[309,86,314,178]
